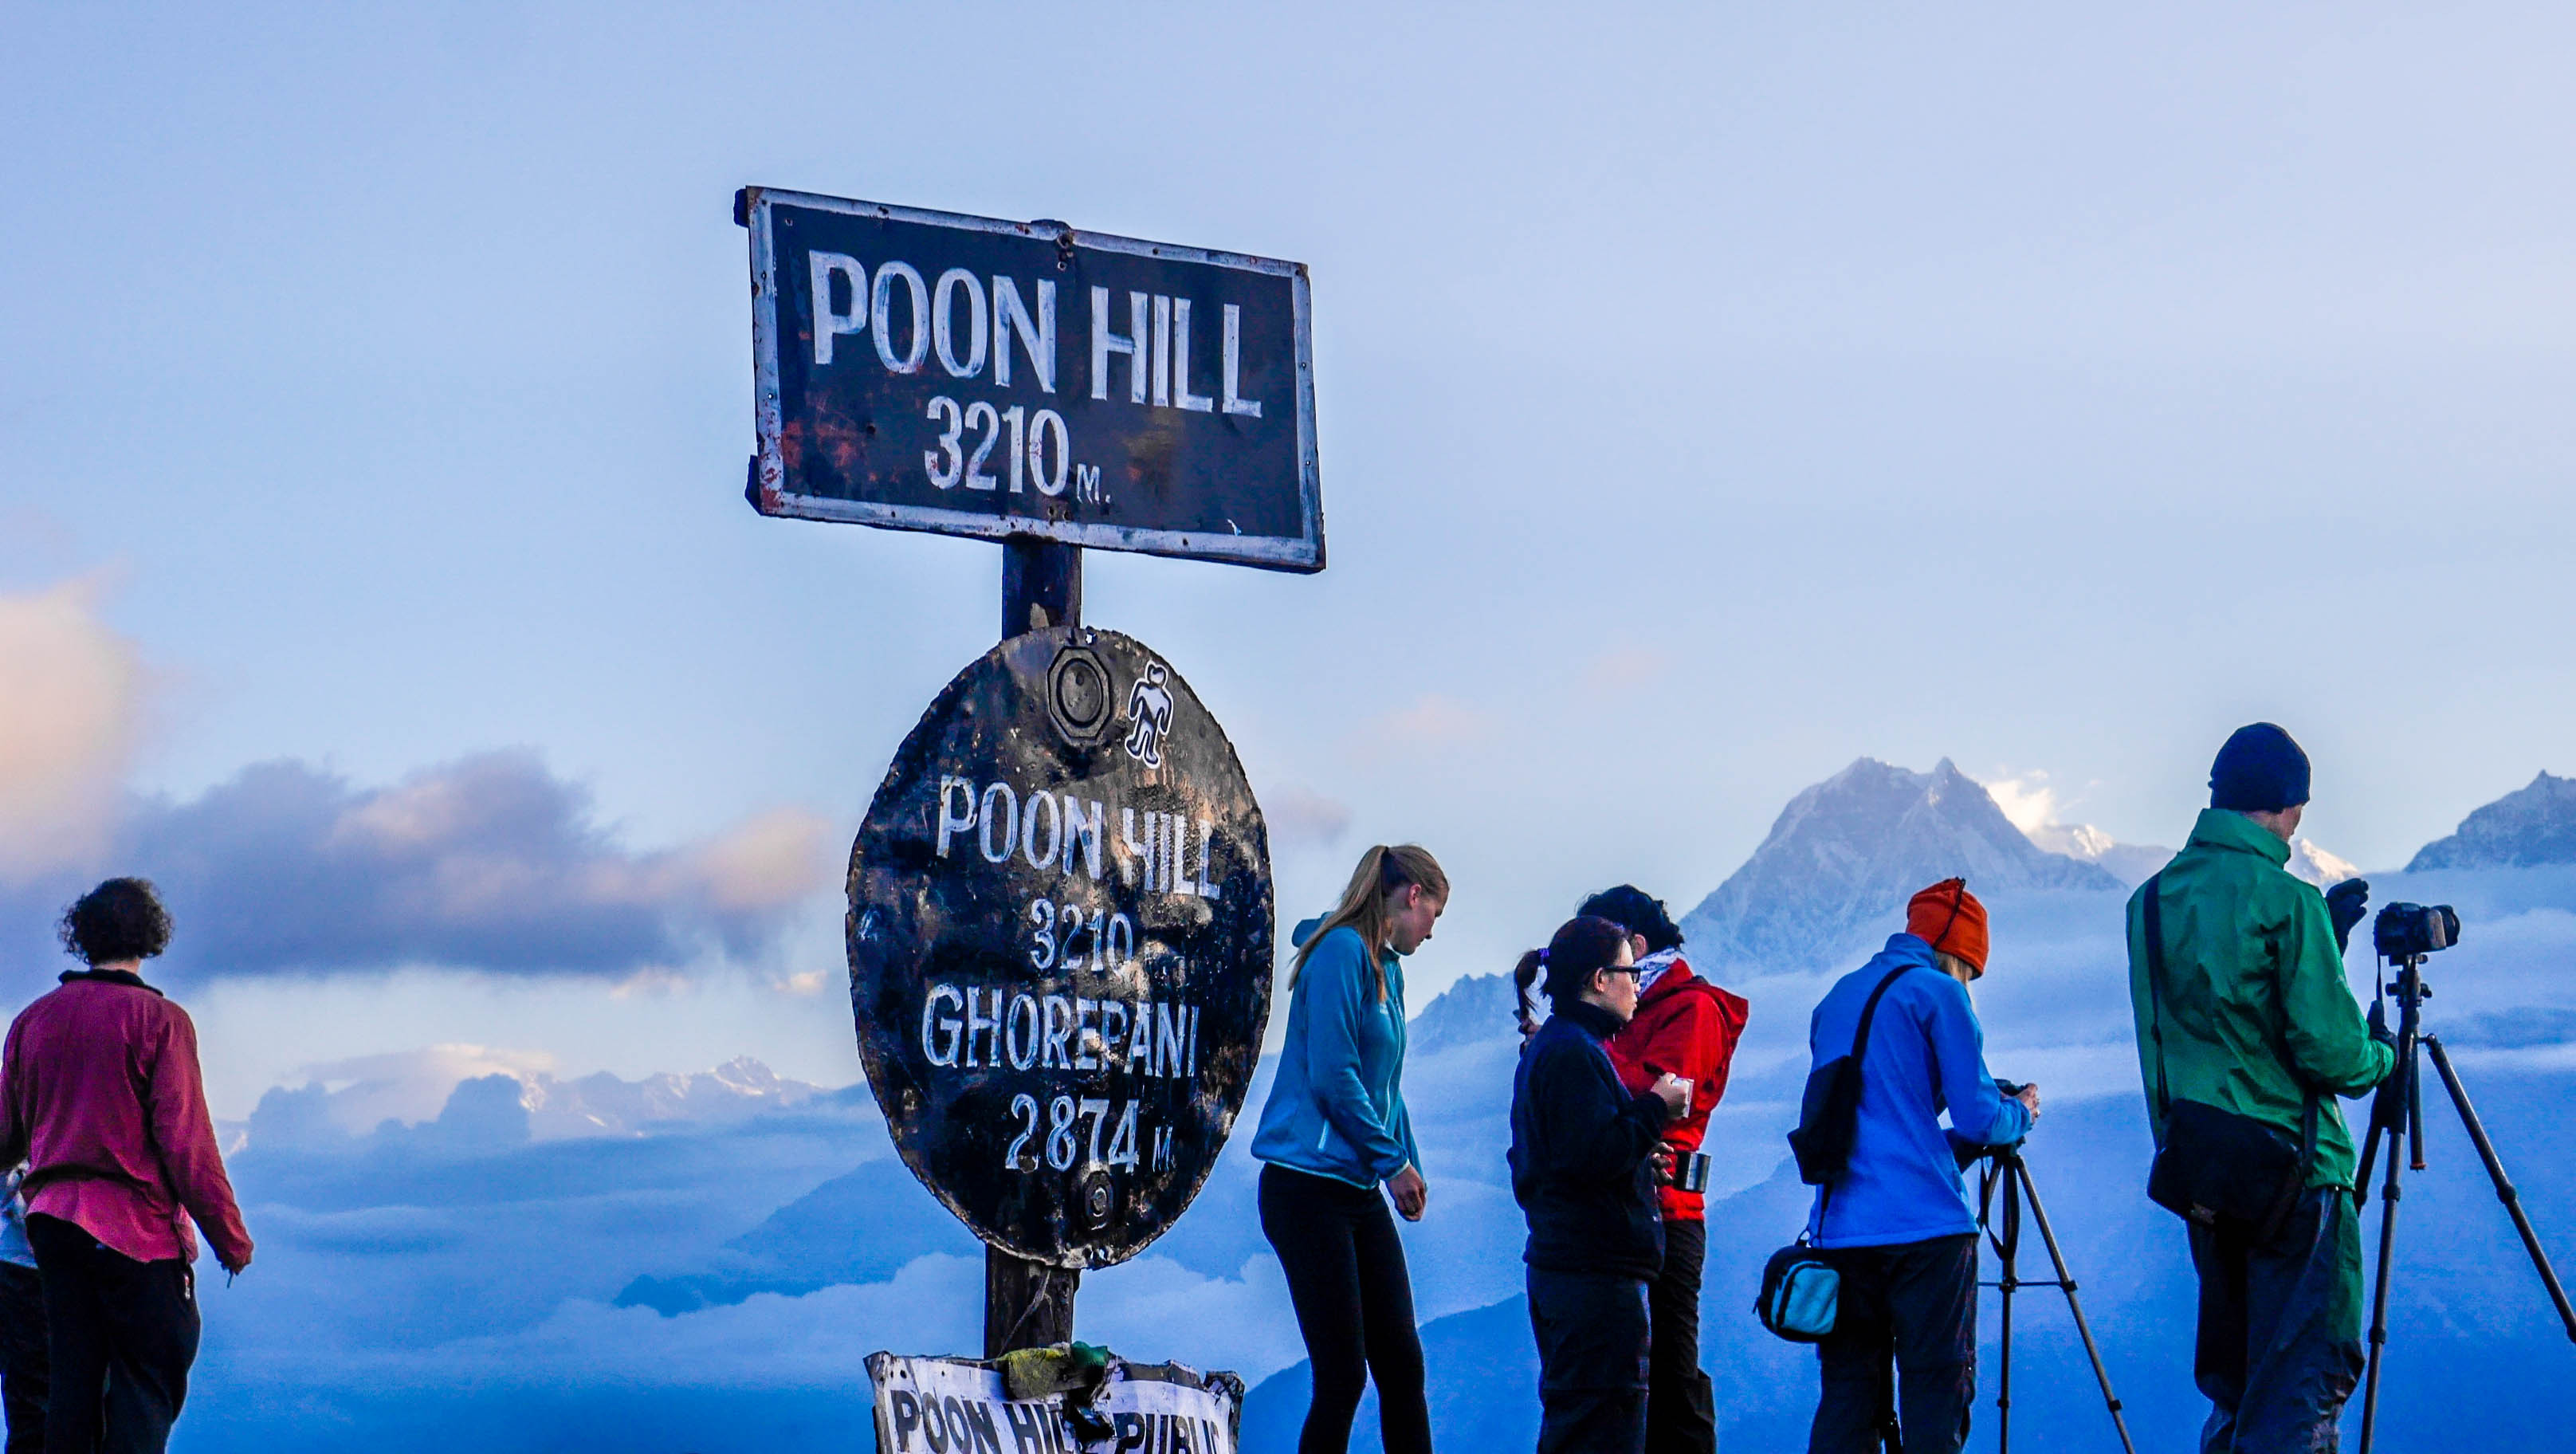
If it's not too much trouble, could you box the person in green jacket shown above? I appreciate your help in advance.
[2126,723,2394,1454]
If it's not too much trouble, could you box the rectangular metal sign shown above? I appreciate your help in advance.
[741,187,1322,572]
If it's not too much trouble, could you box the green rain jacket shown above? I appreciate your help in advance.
[2126,808,2395,1192]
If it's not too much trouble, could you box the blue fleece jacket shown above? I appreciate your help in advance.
[1251,926,1420,1188]
[1805,933,2032,1248]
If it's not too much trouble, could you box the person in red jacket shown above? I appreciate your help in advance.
[0,878,252,1454]
[1588,886,1749,1454]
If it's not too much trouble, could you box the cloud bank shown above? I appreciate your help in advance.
[4,751,833,984]
[0,576,147,882]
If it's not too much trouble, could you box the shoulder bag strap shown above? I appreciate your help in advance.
[2142,872,2172,1118]
[2280,914,2322,1177]
[1813,965,1913,1236]
[1849,965,1911,1063]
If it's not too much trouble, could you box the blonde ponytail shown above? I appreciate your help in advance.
[1291,844,1449,1003]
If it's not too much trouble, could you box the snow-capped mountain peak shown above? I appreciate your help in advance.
[2408,771,2576,871]
[2287,837,2361,887]
[1677,757,2122,970]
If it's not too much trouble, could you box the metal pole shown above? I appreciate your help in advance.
[1003,536,1082,639]
[985,534,1084,1358]
[2422,1035,2576,1342]
[984,1249,1080,1359]
[1996,1161,2018,1454]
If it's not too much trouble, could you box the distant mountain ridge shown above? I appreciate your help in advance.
[1678,758,2122,971]
[2409,772,2576,870]
[2026,820,2174,886]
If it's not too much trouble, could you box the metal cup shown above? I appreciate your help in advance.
[1675,1151,1711,1194]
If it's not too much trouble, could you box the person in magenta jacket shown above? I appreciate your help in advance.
[0,878,252,1454]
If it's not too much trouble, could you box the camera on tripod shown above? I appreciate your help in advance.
[2372,902,2460,961]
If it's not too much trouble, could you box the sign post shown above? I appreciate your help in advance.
[738,187,1318,1363]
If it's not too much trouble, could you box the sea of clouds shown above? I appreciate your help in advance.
[128,860,2576,1452]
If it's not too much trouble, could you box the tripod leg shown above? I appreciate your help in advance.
[2012,1161,2139,1454]
[2357,1105,2407,1454]
[2423,1036,2576,1342]
[1997,1166,2016,1454]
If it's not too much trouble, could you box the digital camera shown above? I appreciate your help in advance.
[2373,902,2461,960]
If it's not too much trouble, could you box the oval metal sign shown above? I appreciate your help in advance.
[847,627,1274,1268]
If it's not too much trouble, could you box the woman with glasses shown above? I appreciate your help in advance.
[1508,915,1694,1454]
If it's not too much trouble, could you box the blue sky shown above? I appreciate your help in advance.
[7,2,2576,1107]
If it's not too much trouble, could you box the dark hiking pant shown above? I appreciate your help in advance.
[1645,1218,1716,1454]
[1809,1233,1977,1454]
[0,1263,45,1454]
[25,1216,198,1454]
[1528,1267,1651,1454]
[1259,1164,1432,1454]
[2188,1188,2364,1454]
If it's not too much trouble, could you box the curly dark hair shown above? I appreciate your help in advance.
[1577,883,1683,953]
[58,878,172,965]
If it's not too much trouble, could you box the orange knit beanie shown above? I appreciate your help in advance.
[1906,878,1989,976]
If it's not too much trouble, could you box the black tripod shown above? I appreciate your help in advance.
[2354,952,2576,1454]
[1973,1145,2137,1454]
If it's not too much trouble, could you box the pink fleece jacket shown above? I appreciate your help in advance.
[0,973,253,1267]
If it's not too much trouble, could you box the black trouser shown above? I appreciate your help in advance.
[25,1216,198,1454]
[2186,1187,2363,1453]
[1528,1267,1651,1454]
[1809,1233,1977,1454]
[0,1263,45,1454]
[1645,1218,1715,1454]
[1258,1165,1431,1454]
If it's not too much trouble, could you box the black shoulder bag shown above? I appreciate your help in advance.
[1758,965,1911,1342]
[2140,872,2319,1241]
[1787,965,1910,1186]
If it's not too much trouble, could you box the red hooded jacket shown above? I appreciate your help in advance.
[1604,953,1749,1222]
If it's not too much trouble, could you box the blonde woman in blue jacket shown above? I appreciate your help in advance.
[1251,844,1449,1454]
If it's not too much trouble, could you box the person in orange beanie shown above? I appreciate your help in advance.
[1796,877,2039,1454]
[1906,877,1990,980]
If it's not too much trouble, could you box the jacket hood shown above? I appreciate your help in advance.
[1636,949,1696,1004]
[2185,807,2293,867]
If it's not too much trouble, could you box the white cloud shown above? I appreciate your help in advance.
[297,1251,1308,1393]
[289,1043,561,1132]
[290,1256,986,1391]
[1979,768,2062,836]
[1069,1255,1310,1380]
[0,575,147,882]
